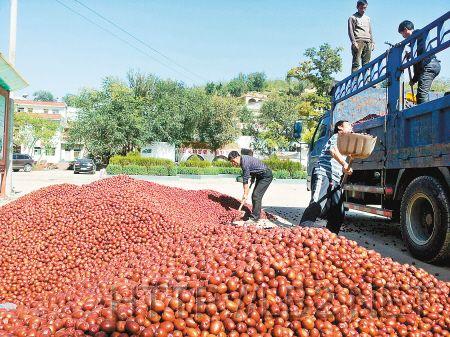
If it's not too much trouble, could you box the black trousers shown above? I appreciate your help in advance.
[416,59,441,104]
[300,173,345,234]
[250,170,273,220]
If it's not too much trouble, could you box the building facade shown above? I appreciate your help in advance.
[13,99,85,163]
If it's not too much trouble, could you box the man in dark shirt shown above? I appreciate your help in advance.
[398,20,441,104]
[228,151,273,222]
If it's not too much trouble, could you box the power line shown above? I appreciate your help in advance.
[54,0,197,82]
[71,0,208,82]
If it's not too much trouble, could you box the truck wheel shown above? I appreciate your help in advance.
[23,164,32,172]
[400,176,450,263]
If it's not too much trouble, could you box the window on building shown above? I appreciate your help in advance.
[34,147,42,156]
[52,109,59,114]
[17,107,25,112]
[45,148,56,156]
[27,108,33,113]
[74,149,81,158]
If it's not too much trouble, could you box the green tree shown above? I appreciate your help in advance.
[33,90,55,102]
[238,106,255,136]
[431,78,450,92]
[247,72,267,92]
[14,112,59,156]
[205,82,216,95]
[68,78,146,162]
[227,73,247,97]
[62,93,77,106]
[254,95,302,154]
[287,43,343,96]
[199,96,240,150]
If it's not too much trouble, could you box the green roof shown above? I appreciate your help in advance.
[0,53,28,91]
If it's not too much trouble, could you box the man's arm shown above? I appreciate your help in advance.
[241,158,251,200]
[369,18,375,50]
[330,146,352,174]
[348,17,357,46]
[243,183,250,200]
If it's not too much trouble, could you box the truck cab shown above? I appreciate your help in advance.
[304,12,450,263]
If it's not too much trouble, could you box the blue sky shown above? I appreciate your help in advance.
[0,1,449,98]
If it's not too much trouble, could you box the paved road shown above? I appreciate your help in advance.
[4,170,450,282]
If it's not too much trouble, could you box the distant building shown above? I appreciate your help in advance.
[13,99,85,163]
[241,92,267,113]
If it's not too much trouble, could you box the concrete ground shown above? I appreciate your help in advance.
[3,170,450,282]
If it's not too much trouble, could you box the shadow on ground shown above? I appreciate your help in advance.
[264,206,450,282]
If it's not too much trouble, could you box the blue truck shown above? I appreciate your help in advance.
[303,12,450,263]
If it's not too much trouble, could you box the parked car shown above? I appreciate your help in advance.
[73,158,96,174]
[12,153,34,172]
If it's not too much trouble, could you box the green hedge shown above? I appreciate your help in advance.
[263,156,302,173]
[106,164,123,175]
[107,164,304,179]
[179,157,212,168]
[273,170,291,179]
[212,159,233,167]
[109,154,174,168]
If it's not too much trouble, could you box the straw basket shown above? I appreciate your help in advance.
[337,133,377,159]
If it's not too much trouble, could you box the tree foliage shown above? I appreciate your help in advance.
[68,71,242,162]
[33,90,55,102]
[68,78,146,162]
[205,72,267,97]
[431,78,450,93]
[14,112,59,155]
[199,96,240,150]
[287,43,343,96]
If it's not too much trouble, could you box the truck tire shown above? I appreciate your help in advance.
[400,176,450,263]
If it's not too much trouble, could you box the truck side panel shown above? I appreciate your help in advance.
[387,95,450,169]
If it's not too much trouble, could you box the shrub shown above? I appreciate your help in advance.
[263,155,302,173]
[146,166,170,176]
[178,167,215,175]
[167,166,178,176]
[109,154,174,168]
[106,164,122,175]
[216,167,241,175]
[121,165,147,175]
[291,170,307,179]
[273,170,291,179]
[212,159,232,167]
[179,157,212,168]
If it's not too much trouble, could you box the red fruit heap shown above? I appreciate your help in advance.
[0,176,448,337]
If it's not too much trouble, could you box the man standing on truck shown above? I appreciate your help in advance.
[348,0,374,73]
[398,20,441,104]
[228,151,273,223]
[299,120,353,234]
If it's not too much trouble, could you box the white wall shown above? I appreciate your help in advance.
[141,142,176,161]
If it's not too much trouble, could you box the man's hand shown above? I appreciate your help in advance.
[371,42,375,51]
[352,42,359,51]
[343,163,353,175]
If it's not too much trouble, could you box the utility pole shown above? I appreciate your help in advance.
[9,0,17,65]
[6,0,18,197]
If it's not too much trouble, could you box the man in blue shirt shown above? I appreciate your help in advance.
[228,151,273,222]
[300,120,353,234]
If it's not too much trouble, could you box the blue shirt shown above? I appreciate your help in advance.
[240,155,267,184]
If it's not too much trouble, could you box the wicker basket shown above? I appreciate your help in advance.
[337,133,377,159]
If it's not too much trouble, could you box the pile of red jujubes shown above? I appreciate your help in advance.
[0,176,448,337]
